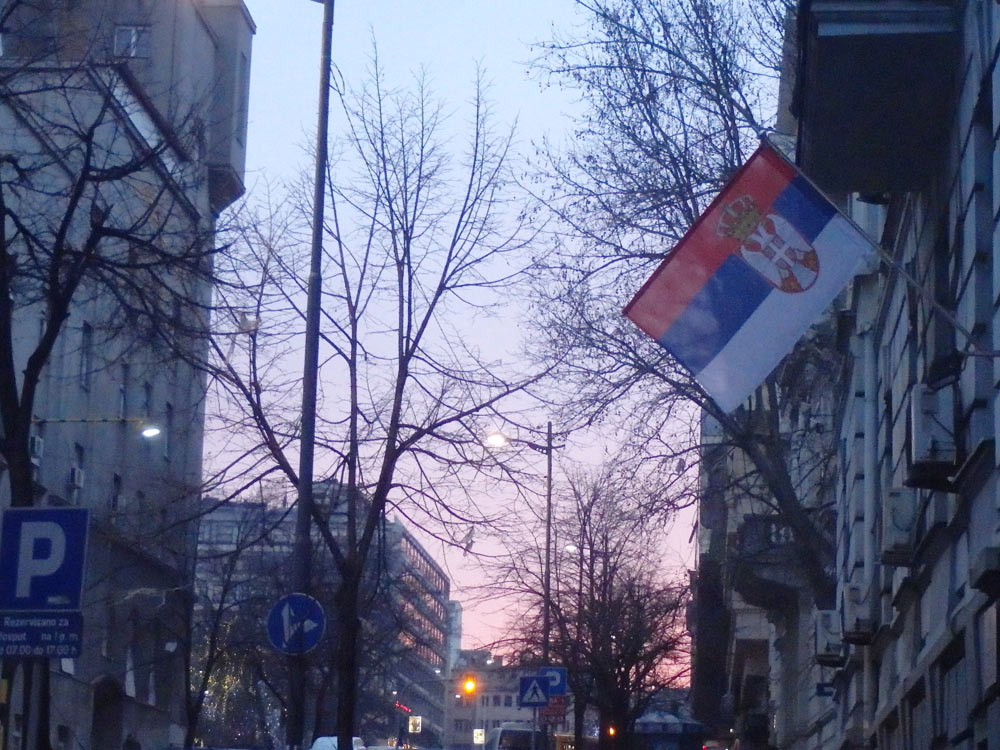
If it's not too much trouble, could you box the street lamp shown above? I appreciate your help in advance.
[288,0,335,748]
[485,422,561,663]
[32,416,161,438]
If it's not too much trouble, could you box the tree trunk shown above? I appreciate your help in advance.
[335,563,362,750]
[572,692,585,750]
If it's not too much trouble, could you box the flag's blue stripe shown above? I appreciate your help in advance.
[659,253,773,375]
[658,175,835,376]
[772,176,835,243]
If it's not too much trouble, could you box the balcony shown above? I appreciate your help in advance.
[796,0,958,195]
[731,515,806,610]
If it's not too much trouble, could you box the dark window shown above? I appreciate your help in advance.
[163,403,173,461]
[114,26,151,58]
[236,52,250,144]
[118,364,129,419]
[79,323,93,389]
[110,474,122,511]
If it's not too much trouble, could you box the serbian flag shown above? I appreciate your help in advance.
[623,142,874,412]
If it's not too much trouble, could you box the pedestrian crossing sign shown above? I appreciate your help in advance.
[518,676,550,707]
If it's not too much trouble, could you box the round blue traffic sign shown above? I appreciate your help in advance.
[267,593,326,654]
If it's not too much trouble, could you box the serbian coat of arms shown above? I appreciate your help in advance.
[717,194,819,293]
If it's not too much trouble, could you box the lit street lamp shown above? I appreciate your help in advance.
[485,422,561,663]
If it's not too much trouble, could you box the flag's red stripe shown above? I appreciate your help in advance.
[624,144,797,340]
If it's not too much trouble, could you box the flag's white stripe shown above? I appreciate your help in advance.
[697,215,873,412]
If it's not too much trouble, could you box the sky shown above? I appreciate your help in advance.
[239,0,696,647]
[242,0,581,187]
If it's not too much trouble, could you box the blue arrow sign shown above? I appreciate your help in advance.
[538,666,568,696]
[267,593,325,654]
[519,675,550,707]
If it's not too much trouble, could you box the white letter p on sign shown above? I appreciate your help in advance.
[16,521,66,598]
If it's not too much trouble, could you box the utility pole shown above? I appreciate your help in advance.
[288,1,335,748]
[542,421,552,664]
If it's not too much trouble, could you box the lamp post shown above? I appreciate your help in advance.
[289,1,335,749]
[485,422,558,662]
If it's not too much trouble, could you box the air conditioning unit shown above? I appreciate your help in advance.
[881,487,915,566]
[843,582,875,645]
[28,435,44,464]
[908,383,956,488]
[971,546,1000,597]
[814,609,845,667]
[69,467,85,489]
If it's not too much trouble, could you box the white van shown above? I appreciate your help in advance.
[310,736,366,750]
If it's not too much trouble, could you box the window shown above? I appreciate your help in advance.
[11,714,22,750]
[504,694,512,707]
[975,603,998,693]
[480,695,488,707]
[110,474,122,511]
[102,605,114,657]
[56,725,72,750]
[114,25,151,58]
[70,444,85,503]
[79,322,92,389]
[236,52,250,144]
[492,694,501,706]
[124,646,136,697]
[163,402,173,460]
[147,662,157,706]
[118,364,130,419]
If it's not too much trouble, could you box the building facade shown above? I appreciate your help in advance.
[443,651,572,750]
[0,2,254,750]
[194,498,454,748]
[692,0,1000,747]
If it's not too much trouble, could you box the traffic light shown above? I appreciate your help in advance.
[462,673,477,695]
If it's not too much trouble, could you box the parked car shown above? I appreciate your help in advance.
[311,737,366,750]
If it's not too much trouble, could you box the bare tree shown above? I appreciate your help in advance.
[530,0,837,606]
[487,465,688,750]
[200,50,545,746]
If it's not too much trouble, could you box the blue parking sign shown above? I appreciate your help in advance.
[0,508,88,610]
[539,666,568,696]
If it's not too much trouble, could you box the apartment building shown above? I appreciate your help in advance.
[693,0,1000,747]
[0,2,254,749]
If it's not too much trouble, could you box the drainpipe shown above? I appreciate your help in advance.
[861,328,878,730]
